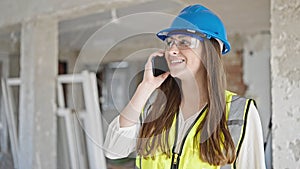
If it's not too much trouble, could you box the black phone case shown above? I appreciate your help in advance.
[152,56,169,77]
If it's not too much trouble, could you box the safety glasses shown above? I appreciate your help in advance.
[164,36,201,50]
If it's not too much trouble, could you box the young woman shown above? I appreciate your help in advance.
[104,4,266,169]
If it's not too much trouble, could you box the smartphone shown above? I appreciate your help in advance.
[152,56,169,77]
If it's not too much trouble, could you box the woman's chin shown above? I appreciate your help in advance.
[169,70,185,79]
[170,69,198,81]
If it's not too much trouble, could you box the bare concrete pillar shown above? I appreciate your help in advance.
[19,16,58,169]
[271,0,300,168]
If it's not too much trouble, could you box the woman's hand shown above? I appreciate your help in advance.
[119,50,169,127]
[140,50,170,91]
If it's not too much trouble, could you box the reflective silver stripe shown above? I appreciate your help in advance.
[221,164,231,169]
[140,101,152,124]
[227,95,247,146]
[139,91,158,124]
[137,91,158,168]
[221,95,247,169]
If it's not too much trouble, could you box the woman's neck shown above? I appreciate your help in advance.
[180,73,208,120]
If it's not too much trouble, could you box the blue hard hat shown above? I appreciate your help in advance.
[157,4,231,55]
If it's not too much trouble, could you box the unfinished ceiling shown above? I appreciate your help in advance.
[59,0,270,52]
[0,0,270,56]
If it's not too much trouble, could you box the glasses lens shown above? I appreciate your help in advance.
[165,38,174,48]
[164,36,199,50]
[177,39,192,49]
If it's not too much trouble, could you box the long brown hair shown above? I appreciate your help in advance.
[137,38,235,165]
[137,76,181,158]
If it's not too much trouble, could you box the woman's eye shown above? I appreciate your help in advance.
[165,39,173,46]
[179,40,191,46]
[166,41,173,46]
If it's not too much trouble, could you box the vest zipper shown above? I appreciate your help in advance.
[171,113,180,169]
[173,153,178,164]
[171,153,179,169]
[170,105,208,169]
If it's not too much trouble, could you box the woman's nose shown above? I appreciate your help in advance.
[168,44,179,56]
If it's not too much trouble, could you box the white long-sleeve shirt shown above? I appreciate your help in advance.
[103,102,266,169]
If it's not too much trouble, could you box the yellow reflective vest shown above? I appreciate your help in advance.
[136,91,254,169]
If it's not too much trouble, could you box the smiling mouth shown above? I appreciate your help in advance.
[171,59,185,64]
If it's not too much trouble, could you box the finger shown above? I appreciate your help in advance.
[144,67,152,73]
[157,72,170,81]
[144,57,153,70]
[151,50,165,58]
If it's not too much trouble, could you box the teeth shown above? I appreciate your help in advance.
[171,60,184,63]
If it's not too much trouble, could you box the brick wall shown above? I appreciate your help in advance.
[222,34,247,96]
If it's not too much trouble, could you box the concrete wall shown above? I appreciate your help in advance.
[271,0,300,168]
[243,33,272,168]
[0,0,149,28]
[244,33,271,143]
